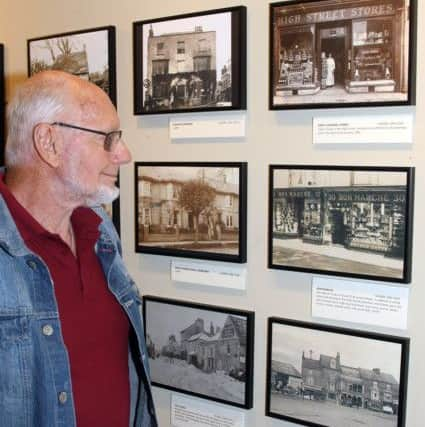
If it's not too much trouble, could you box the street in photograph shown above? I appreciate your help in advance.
[268,320,407,427]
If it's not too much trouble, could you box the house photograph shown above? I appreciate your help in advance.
[136,164,241,255]
[28,29,112,96]
[141,11,232,111]
[145,298,251,406]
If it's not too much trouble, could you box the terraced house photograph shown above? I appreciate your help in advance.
[135,162,247,262]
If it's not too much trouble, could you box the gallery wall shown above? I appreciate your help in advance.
[0,0,424,426]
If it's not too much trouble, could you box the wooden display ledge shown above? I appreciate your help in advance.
[345,79,396,93]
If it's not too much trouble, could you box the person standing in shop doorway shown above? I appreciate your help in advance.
[0,70,158,427]
[326,52,336,87]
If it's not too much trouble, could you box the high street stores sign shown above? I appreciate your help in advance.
[276,4,395,26]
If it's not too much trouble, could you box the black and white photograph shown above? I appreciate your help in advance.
[27,26,116,104]
[0,43,5,165]
[133,6,246,114]
[270,0,416,109]
[268,165,414,283]
[266,317,409,427]
[135,162,247,263]
[143,296,254,408]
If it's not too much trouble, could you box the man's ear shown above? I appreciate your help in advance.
[33,123,60,167]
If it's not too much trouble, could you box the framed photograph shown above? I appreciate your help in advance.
[266,317,409,427]
[269,0,416,110]
[135,162,247,263]
[0,44,5,166]
[28,27,120,233]
[133,6,246,114]
[28,26,116,104]
[268,165,414,283]
[143,295,254,408]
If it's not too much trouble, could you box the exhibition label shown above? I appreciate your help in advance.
[171,394,245,427]
[313,114,413,144]
[171,260,246,290]
[312,276,408,329]
[169,115,245,139]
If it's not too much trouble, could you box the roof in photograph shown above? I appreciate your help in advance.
[139,166,238,195]
[358,368,398,385]
[223,315,247,345]
[272,360,302,378]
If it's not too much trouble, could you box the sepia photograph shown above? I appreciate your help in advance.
[266,317,409,427]
[269,0,416,109]
[133,6,246,114]
[27,26,116,104]
[268,165,414,283]
[0,44,4,165]
[143,296,254,408]
[135,162,247,263]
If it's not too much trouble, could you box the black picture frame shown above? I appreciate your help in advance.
[0,44,5,166]
[27,26,120,233]
[133,6,246,115]
[135,162,247,263]
[27,26,117,104]
[268,165,414,283]
[266,317,409,427]
[143,295,254,409]
[269,0,416,110]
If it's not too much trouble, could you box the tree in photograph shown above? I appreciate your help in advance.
[30,59,49,75]
[178,179,215,243]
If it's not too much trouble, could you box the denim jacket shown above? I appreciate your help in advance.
[0,194,158,427]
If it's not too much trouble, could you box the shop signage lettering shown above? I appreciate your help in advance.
[277,4,394,26]
[275,189,321,198]
[327,192,405,203]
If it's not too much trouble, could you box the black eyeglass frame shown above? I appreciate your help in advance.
[51,121,122,152]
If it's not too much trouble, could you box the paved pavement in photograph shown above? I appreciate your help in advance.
[274,85,406,105]
[142,239,239,254]
[273,238,402,279]
[270,394,398,427]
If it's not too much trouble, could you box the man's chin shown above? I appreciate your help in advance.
[85,186,120,207]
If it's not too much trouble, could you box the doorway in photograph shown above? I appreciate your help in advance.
[318,25,348,89]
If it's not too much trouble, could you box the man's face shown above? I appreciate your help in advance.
[57,92,131,207]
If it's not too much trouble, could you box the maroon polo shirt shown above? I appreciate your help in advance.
[0,176,130,427]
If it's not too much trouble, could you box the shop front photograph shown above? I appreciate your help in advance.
[269,166,414,282]
[270,0,415,108]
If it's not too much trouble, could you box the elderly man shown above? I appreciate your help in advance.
[0,71,157,427]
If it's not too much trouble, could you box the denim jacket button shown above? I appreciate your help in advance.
[42,325,54,336]
[58,391,68,404]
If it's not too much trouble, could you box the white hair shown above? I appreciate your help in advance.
[5,72,71,167]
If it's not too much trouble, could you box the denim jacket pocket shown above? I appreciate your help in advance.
[0,315,28,347]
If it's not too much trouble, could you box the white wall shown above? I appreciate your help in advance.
[1,0,424,426]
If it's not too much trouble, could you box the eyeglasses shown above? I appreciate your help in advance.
[50,122,123,152]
